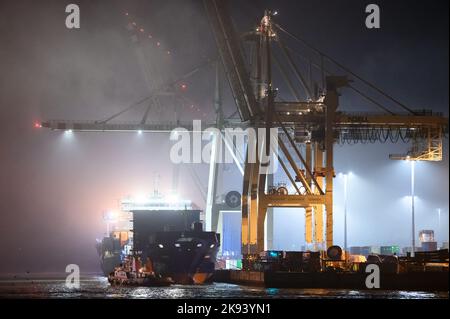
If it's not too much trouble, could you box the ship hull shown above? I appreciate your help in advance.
[146,230,219,284]
[97,230,220,283]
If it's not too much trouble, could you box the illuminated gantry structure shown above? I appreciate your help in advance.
[41,0,448,256]
[203,0,447,255]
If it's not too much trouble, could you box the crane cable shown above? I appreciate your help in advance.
[283,45,396,115]
[96,59,215,124]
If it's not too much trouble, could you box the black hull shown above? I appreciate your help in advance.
[146,230,219,284]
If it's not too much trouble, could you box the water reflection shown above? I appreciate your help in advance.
[0,276,447,299]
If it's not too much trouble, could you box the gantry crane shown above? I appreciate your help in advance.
[203,0,447,255]
[40,0,448,258]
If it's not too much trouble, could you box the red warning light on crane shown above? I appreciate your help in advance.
[34,122,42,128]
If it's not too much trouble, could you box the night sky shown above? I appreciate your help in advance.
[0,0,448,273]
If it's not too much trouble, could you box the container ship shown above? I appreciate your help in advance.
[96,192,220,284]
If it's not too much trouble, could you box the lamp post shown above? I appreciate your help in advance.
[437,208,441,240]
[339,172,351,254]
[343,173,348,254]
[409,159,416,257]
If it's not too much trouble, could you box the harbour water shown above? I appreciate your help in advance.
[0,275,447,299]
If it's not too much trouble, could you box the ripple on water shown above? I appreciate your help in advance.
[0,276,447,299]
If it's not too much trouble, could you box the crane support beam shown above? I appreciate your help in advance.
[335,113,448,127]
[305,142,313,244]
[203,0,258,121]
[278,139,312,194]
[263,194,326,207]
[41,121,202,132]
[42,112,446,132]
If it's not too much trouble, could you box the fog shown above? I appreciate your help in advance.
[0,0,448,273]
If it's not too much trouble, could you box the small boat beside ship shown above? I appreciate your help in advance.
[107,255,172,287]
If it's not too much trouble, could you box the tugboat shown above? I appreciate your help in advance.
[108,255,172,287]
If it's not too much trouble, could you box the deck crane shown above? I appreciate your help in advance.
[40,1,448,258]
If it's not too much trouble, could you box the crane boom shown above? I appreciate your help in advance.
[203,0,258,121]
